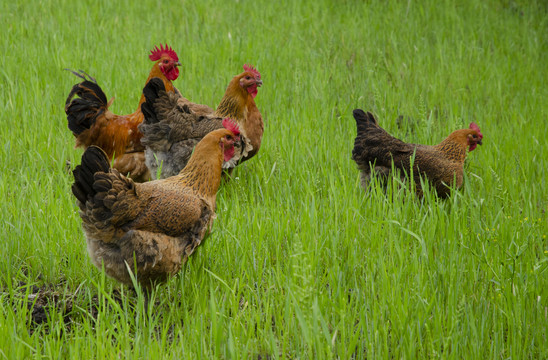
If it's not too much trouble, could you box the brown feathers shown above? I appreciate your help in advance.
[72,130,236,289]
[139,65,264,179]
[352,109,483,197]
[140,79,226,179]
[65,46,181,181]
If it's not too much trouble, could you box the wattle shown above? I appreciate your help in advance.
[165,67,179,81]
[224,147,235,162]
[247,85,258,98]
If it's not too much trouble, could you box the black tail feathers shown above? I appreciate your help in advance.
[141,78,167,125]
[65,70,108,136]
[353,109,378,133]
[72,146,110,205]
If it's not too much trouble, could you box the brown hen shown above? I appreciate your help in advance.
[71,127,239,289]
[138,64,264,179]
[351,109,483,197]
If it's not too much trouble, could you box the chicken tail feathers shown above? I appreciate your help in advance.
[141,78,167,125]
[72,146,110,205]
[140,77,175,152]
[352,109,396,166]
[353,109,379,133]
[65,70,109,136]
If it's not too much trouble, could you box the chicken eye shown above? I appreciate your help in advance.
[163,60,169,64]
[245,76,251,80]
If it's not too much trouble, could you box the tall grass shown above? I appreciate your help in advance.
[0,0,546,358]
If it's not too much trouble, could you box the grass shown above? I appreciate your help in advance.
[0,0,547,358]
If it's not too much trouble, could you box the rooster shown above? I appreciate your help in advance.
[139,64,263,179]
[351,109,483,197]
[65,44,181,182]
[71,124,240,289]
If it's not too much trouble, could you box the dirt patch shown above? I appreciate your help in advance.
[5,282,126,333]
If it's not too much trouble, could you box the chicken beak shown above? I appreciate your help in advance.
[174,61,182,67]
[256,79,263,87]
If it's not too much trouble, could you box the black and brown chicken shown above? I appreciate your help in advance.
[71,124,240,289]
[352,109,483,197]
[139,64,264,179]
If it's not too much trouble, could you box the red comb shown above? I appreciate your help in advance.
[149,44,179,62]
[469,122,483,139]
[243,64,261,80]
[222,118,240,136]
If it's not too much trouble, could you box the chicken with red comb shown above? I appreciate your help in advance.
[352,109,483,197]
[71,127,238,290]
[65,44,182,182]
[139,64,264,179]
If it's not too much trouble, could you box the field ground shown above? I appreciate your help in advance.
[0,0,547,358]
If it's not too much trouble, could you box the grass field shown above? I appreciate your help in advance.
[1,0,547,358]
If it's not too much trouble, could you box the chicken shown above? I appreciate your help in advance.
[71,126,239,289]
[138,64,264,179]
[351,109,483,197]
[65,44,181,182]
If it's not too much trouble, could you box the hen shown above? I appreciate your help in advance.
[65,44,181,182]
[139,64,263,179]
[351,109,483,197]
[71,126,239,289]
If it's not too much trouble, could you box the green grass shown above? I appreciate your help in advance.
[1,0,547,358]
